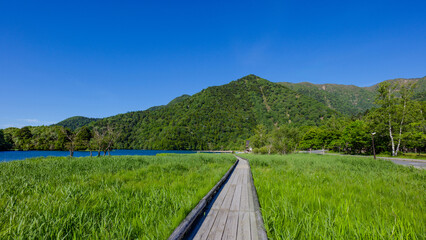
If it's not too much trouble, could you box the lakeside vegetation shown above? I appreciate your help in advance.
[0,154,234,239]
[244,154,425,239]
[53,116,100,131]
[279,76,426,116]
[374,152,426,160]
[251,80,425,156]
[0,75,424,157]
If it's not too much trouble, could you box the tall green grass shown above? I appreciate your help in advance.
[0,154,234,239]
[243,154,425,239]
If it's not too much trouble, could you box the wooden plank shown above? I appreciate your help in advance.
[168,159,239,240]
[208,210,228,240]
[240,183,250,212]
[222,211,239,240]
[221,184,236,210]
[242,169,248,184]
[237,212,251,240]
[237,171,244,185]
[230,184,242,211]
[211,176,232,210]
[250,212,259,240]
[193,209,219,240]
[184,157,268,240]
[227,169,238,184]
[230,170,239,185]
[248,180,254,211]
[245,169,250,184]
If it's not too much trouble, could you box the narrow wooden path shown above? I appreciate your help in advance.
[192,156,266,240]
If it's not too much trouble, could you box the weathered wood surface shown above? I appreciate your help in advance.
[193,156,267,240]
[168,159,239,240]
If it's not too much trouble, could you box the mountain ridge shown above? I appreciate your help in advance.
[90,74,338,149]
[3,74,424,151]
[279,76,425,115]
[52,75,425,129]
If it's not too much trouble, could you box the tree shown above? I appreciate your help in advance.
[403,122,426,154]
[401,101,426,154]
[342,120,370,154]
[0,129,11,151]
[250,125,268,149]
[92,127,107,157]
[299,127,324,150]
[16,126,33,150]
[104,125,120,156]
[61,127,82,157]
[375,81,417,156]
[75,126,92,150]
[271,125,301,154]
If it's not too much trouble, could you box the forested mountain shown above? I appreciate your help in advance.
[54,116,100,130]
[1,74,424,152]
[90,75,338,150]
[280,76,426,116]
[147,94,191,111]
[365,76,426,101]
[279,82,375,116]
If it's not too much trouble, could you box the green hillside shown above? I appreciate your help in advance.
[280,76,425,115]
[3,74,423,152]
[54,116,100,130]
[279,82,375,115]
[92,75,337,150]
[147,94,191,111]
[365,76,426,101]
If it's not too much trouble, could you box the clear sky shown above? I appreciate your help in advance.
[1,0,425,128]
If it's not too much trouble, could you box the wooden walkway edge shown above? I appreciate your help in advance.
[169,155,267,240]
[168,159,239,240]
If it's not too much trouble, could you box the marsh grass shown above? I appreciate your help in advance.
[243,154,425,239]
[0,154,234,239]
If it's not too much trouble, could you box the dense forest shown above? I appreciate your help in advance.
[280,76,426,115]
[0,75,425,156]
[54,116,100,130]
[252,80,426,155]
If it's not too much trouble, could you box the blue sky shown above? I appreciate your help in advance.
[1,0,425,128]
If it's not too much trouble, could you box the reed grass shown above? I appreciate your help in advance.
[243,154,425,239]
[0,154,234,239]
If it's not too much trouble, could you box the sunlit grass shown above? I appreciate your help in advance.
[376,152,426,160]
[0,154,234,239]
[243,154,425,239]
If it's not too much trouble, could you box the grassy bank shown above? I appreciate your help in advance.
[0,154,235,239]
[376,152,426,160]
[326,151,426,161]
[243,154,425,239]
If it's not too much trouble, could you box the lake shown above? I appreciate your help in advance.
[0,150,197,162]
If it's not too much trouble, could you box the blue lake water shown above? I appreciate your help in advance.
[0,150,197,162]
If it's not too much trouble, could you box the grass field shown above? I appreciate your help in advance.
[376,152,426,160]
[327,151,426,160]
[0,154,235,239]
[242,154,425,240]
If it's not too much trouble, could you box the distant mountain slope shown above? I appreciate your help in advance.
[365,76,426,101]
[54,116,100,130]
[147,94,191,111]
[280,76,425,115]
[91,75,338,150]
[279,82,376,116]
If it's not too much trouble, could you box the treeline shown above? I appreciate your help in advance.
[1,125,119,157]
[54,116,100,130]
[251,82,426,156]
[0,76,424,155]
[84,75,337,150]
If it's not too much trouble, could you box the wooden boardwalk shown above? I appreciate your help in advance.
[192,157,265,240]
